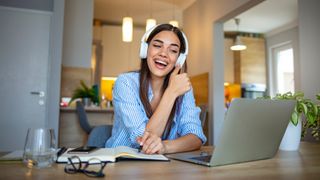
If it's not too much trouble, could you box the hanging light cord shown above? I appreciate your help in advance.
[234,18,240,33]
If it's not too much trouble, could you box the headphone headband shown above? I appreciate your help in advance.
[140,24,159,44]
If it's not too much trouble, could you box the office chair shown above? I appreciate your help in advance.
[87,125,113,147]
[76,101,92,134]
[199,104,208,128]
[76,101,113,147]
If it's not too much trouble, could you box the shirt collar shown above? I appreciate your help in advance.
[147,83,153,102]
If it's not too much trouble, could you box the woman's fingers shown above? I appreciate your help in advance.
[144,137,161,154]
[142,133,157,152]
[147,143,162,154]
[138,130,150,146]
[137,132,163,154]
[137,130,167,154]
[171,65,181,76]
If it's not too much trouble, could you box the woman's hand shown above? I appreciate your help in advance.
[136,131,167,154]
[167,66,191,98]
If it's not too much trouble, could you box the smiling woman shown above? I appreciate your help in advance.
[104,24,206,154]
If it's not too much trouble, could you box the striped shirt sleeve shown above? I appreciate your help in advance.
[112,74,148,145]
[176,89,207,144]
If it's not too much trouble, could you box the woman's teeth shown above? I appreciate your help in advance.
[155,60,168,66]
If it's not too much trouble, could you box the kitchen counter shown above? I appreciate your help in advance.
[60,106,114,113]
[59,106,114,148]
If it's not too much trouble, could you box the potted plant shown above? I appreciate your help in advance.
[302,93,320,141]
[260,92,319,151]
[69,80,99,106]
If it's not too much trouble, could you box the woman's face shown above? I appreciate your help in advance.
[147,30,181,79]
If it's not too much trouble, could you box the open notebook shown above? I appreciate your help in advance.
[57,146,169,163]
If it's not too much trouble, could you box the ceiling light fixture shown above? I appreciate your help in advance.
[230,18,247,51]
[169,0,179,27]
[122,0,133,42]
[122,17,133,42]
[146,0,157,31]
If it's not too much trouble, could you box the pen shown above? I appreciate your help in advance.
[57,147,67,157]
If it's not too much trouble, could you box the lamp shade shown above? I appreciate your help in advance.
[230,36,247,51]
[122,17,133,42]
[146,18,156,32]
[169,20,179,27]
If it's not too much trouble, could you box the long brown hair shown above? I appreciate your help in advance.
[139,24,187,139]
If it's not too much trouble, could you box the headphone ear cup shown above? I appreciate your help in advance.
[139,42,148,59]
[176,53,187,66]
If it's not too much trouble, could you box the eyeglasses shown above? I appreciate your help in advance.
[64,156,107,178]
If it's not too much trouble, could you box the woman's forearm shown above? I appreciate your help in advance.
[145,89,177,136]
[163,134,202,154]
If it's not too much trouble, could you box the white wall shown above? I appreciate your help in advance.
[266,27,300,95]
[62,0,93,68]
[298,0,320,100]
[224,38,234,83]
[184,0,264,145]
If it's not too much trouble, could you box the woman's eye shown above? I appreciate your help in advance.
[153,44,161,48]
[170,49,178,54]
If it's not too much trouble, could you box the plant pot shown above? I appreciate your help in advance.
[279,118,302,151]
[82,98,91,107]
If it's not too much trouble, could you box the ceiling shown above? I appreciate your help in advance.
[94,0,196,11]
[94,0,298,34]
[223,0,298,34]
[94,0,196,25]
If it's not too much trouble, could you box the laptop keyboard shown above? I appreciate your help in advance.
[190,155,212,162]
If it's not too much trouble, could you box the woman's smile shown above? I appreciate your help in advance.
[154,58,168,70]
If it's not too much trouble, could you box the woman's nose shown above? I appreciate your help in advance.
[159,47,168,57]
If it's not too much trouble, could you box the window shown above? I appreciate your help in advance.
[270,44,294,96]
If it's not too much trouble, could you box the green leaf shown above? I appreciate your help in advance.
[68,80,96,105]
[294,92,304,99]
[299,102,308,115]
[312,103,318,116]
[306,113,315,124]
[291,112,299,126]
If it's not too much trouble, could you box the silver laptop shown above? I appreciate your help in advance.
[167,98,295,167]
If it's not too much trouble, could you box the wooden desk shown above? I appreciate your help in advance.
[1,142,320,179]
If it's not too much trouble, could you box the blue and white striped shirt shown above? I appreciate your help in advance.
[105,72,207,148]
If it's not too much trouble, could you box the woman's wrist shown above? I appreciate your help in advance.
[162,140,169,154]
[163,87,179,100]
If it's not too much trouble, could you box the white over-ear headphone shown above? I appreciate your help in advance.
[139,24,189,66]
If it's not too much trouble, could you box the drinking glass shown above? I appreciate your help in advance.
[23,128,57,168]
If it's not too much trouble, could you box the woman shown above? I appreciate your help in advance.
[105,24,206,154]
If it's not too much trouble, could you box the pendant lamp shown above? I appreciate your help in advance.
[146,0,156,31]
[169,0,179,27]
[122,17,133,42]
[230,18,247,51]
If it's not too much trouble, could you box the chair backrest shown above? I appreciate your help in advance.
[76,101,92,134]
[199,104,208,128]
[87,125,113,148]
